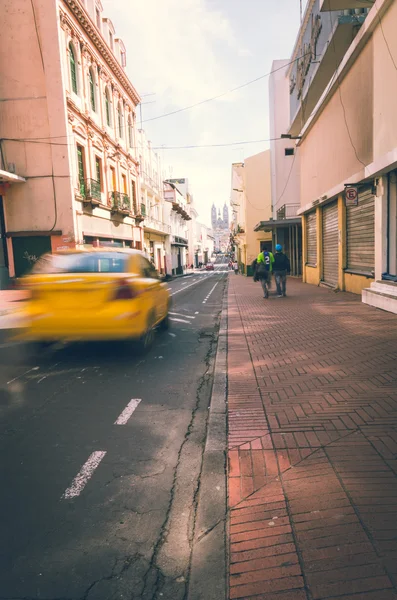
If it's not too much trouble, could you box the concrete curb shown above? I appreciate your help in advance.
[188,279,228,600]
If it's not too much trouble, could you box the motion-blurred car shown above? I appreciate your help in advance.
[18,249,170,352]
[205,263,214,271]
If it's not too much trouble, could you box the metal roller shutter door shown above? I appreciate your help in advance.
[322,202,338,286]
[346,188,375,273]
[306,211,317,266]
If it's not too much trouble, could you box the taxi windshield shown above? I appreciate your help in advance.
[31,252,129,274]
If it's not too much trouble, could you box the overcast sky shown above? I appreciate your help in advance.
[102,0,305,226]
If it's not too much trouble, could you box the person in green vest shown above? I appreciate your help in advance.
[256,246,275,298]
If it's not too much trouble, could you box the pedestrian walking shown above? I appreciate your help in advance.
[273,244,290,297]
[233,261,238,274]
[255,246,274,298]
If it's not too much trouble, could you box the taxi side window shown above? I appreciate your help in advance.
[141,257,159,279]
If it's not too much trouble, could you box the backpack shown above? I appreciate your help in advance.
[257,252,271,275]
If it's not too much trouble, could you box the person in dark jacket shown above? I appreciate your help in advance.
[273,244,290,297]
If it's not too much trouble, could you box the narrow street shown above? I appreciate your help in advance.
[0,260,228,600]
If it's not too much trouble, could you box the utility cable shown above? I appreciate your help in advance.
[4,136,285,151]
[328,10,366,167]
[142,52,312,124]
[362,0,397,70]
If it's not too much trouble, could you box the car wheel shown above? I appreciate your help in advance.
[136,313,156,354]
[159,313,170,331]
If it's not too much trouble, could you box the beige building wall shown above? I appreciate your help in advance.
[372,0,397,161]
[300,37,373,206]
[0,0,143,278]
[1,0,74,236]
[244,150,272,267]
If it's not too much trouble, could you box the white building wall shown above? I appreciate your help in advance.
[269,60,300,219]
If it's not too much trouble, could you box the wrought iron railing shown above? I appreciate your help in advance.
[142,215,171,234]
[109,191,131,213]
[85,179,101,201]
[276,204,300,220]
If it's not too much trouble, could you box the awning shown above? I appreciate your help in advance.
[254,218,301,232]
[0,170,26,184]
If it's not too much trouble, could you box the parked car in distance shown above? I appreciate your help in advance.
[17,249,170,352]
[205,263,214,271]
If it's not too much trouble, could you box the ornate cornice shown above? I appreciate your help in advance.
[66,96,139,167]
[61,0,141,107]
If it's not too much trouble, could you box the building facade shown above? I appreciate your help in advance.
[137,131,171,274]
[280,0,397,313]
[163,179,191,275]
[0,0,144,282]
[211,203,230,253]
[194,222,215,266]
[230,151,273,275]
[254,60,302,276]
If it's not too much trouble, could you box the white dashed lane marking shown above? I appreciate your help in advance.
[114,398,141,425]
[170,317,191,324]
[202,282,219,304]
[62,451,106,499]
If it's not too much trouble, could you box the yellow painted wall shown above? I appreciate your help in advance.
[243,150,272,269]
[305,266,320,285]
[345,273,374,294]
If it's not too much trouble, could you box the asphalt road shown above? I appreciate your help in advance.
[0,259,228,600]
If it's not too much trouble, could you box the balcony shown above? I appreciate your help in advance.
[276,204,300,220]
[109,191,131,216]
[320,0,373,10]
[289,6,370,135]
[142,215,171,236]
[83,179,101,205]
[234,224,245,235]
[172,201,191,221]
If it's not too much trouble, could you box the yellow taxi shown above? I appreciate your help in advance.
[18,248,171,352]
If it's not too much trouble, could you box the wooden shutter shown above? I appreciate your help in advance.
[322,202,338,286]
[346,187,375,273]
[306,211,317,266]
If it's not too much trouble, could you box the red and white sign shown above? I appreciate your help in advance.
[345,186,358,206]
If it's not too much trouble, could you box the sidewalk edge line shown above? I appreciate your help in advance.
[188,277,228,600]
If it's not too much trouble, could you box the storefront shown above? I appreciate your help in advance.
[362,171,397,314]
[171,236,188,275]
[322,201,338,287]
[143,232,167,274]
[306,211,317,268]
[346,185,375,277]
[254,218,302,277]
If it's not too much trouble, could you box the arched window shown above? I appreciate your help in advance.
[69,43,78,94]
[89,68,96,111]
[105,87,112,126]
[128,115,134,149]
[117,102,124,139]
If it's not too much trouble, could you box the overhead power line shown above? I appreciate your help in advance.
[327,11,366,167]
[142,52,312,124]
[152,137,282,150]
[4,136,284,151]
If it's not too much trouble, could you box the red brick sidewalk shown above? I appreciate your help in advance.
[227,275,397,600]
